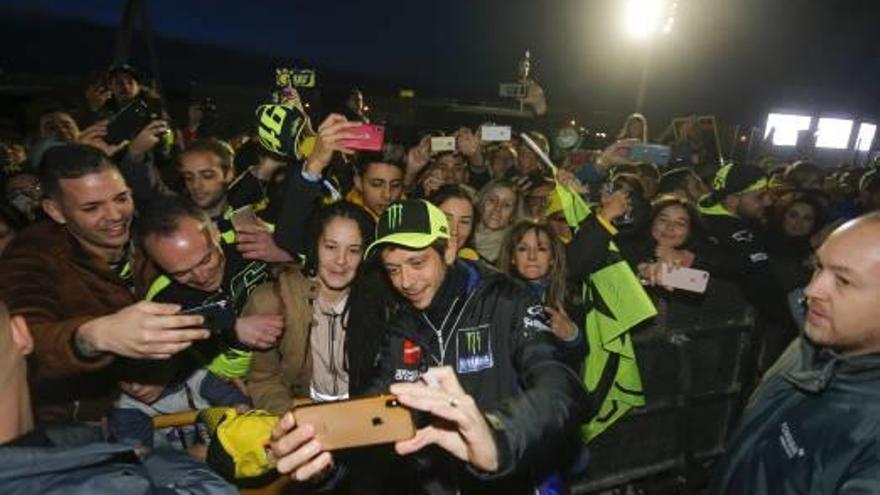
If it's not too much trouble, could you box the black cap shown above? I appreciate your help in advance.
[366,199,450,257]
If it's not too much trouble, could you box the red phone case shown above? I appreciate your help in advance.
[340,124,385,151]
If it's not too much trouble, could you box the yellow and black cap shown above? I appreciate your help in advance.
[710,163,768,199]
[366,199,449,257]
[254,104,310,160]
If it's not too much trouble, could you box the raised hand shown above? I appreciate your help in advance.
[77,301,210,360]
[235,223,294,263]
[304,114,362,177]
[391,366,500,473]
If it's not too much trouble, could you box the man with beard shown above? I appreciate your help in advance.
[698,162,795,351]
[0,144,210,423]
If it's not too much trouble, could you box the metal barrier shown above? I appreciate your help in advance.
[575,279,759,494]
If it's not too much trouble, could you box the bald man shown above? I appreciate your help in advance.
[0,301,236,494]
[710,212,880,494]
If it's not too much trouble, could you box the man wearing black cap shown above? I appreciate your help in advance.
[698,163,795,353]
[269,199,589,494]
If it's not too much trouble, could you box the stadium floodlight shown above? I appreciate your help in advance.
[624,0,674,39]
[855,123,877,152]
[764,113,812,146]
[815,118,854,149]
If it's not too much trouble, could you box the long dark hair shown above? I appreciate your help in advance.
[303,201,375,277]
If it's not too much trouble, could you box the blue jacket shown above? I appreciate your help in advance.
[710,336,880,494]
[0,425,235,495]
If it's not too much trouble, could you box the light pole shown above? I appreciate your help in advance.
[623,0,676,112]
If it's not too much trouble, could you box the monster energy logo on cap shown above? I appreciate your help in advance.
[365,200,450,258]
[386,203,404,230]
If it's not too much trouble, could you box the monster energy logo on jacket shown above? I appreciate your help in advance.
[457,326,493,374]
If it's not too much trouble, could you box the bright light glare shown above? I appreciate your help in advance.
[855,123,877,152]
[815,118,854,149]
[625,0,667,39]
[764,113,812,146]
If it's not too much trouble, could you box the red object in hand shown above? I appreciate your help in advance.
[339,124,385,151]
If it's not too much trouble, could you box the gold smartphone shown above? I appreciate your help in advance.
[292,395,416,451]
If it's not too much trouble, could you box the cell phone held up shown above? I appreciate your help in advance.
[339,124,385,152]
[179,300,235,335]
[429,136,456,153]
[659,267,710,293]
[292,395,415,451]
[480,125,512,142]
[105,99,154,145]
[627,144,671,166]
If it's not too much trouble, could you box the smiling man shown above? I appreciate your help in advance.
[178,139,235,219]
[0,144,209,423]
[710,212,880,494]
[138,195,282,380]
[269,199,589,494]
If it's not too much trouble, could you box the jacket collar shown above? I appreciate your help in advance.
[784,336,880,393]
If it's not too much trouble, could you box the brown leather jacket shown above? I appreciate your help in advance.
[245,265,318,414]
[0,221,153,422]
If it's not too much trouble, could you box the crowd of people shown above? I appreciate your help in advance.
[1,62,880,495]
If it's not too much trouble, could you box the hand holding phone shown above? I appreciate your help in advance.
[390,366,500,473]
[291,395,415,451]
[106,100,153,145]
[231,205,260,230]
[179,300,236,335]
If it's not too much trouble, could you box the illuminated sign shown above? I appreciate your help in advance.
[764,113,812,146]
[855,123,877,152]
[815,118,854,149]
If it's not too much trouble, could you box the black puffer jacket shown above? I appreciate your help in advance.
[364,260,591,495]
[710,336,880,494]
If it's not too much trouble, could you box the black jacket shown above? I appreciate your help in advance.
[710,336,880,494]
[363,261,590,495]
[698,207,794,329]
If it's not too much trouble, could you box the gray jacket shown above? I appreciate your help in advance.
[710,336,880,494]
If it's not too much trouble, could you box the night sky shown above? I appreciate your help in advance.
[2,0,879,127]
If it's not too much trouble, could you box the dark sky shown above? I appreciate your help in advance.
[2,0,879,126]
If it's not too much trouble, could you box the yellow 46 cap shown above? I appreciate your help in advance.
[255,104,315,160]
